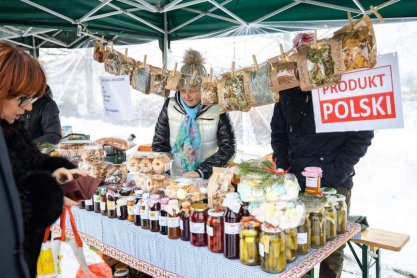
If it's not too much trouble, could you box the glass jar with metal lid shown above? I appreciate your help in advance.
[239,217,261,266]
[259,223,286,273]
[190,203,209,246]
[310,208,326,248]
[284,228,297,263]
[297,212,311,255]
[207,209,224,253]
[335,194,347,234]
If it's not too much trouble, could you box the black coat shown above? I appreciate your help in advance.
[271,87,374,189]
[22,88,62,145]
[0,128,30,278]
[1,120,75,278]
[152,93,236,179]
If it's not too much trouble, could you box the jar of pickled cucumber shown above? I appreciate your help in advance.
[259,224,286,274]
[297,212,311,255]
[239,217,260,266]
[284,228,297,263]
[324,200,337,240]
[335,194,347,234]
[310,209,326,248]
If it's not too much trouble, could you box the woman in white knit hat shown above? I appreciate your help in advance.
[152,49,236,178]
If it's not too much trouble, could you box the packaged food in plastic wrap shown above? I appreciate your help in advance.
[59,140,97,158]
[268,53,299,92]
[126,152,171,174]
[104,50,123,75]
[132,172,169,193]
[165,70,182,91]
[218,72,251,112]
[80,144,106,164]
[95,137,129,151]
[293,32,315,49]
[165,177,207,202]
[334,15,376,72]
[298,193,328,213]
[201,75,219,105]
[243,63,279,107]
[150,66,170,98]
[93,41,105,63]
[297,39,343,91]
[118,55,137,78]
[131,65,151,94]
[88,161,111,180]
[104,164,128,185]
[207,167,235,209]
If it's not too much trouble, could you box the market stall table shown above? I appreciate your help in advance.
[53,207,361,278]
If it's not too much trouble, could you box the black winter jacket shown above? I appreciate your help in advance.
[22,88,62,145]
[1,120,75,278]
[152,93,236,179]
[271,87,374,189]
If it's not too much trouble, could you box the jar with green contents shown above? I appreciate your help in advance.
[335,194,347,234]
[297,212,311,255]
[239,217,260,266]
[259,224,286,273]
[284,228,297,263]
[310,209,326,248]
[324,199,337,240]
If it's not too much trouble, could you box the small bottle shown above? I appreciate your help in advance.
[100,187,108,216]
[107,188,117,218]
[223,192,242,259]
[297,212,311,255]
[84,196,94,211]
[180,201,191,241]
[79,200,85,209]
[140,193,150,229]
[302,167,322,196]
[133,190,143,226]
[207,209,224,253]
[190,203,208,247]
[117,198,128,220]
[149,194,161,232]
[159,198,170,235]
[93,187,101,213]
[127,196,135,222]
[167,199,181,240]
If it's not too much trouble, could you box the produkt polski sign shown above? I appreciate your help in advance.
[312,52,403,133]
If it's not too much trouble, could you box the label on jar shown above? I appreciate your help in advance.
[306,177,318,188]
[100,201,106,211]
[224,222,240,235]
[107,201,115,210]
[190,222,205,234]
[85,199,93,206]
[297,232,308,244]
[128,205,134,216]
[168,217,180,228]
[133,204,141,215]
[180,219,184,230]
[140,208,149,219]
[149,211,160,221]
[206,225,213,237]
[159,216,167,226]
[116,206,121,217]
[259,243,265,257]
[93,194,100,202]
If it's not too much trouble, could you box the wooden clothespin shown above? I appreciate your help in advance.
[190,70,197,85]
[370,5,385,23]
[110,41,114,52]
[101,35,104,43]
[313,30,317,44]
[252,55,259,71]
[124,48,128,56]
[173,62,178,75]
[210,67,213,83]
[143,55,147,68]
[231,61,235,78]
[279,44,285,61]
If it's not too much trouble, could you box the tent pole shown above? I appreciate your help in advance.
[163,12,168,67]
[32,36,38,59]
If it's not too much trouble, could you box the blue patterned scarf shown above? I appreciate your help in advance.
[172,97,202,172]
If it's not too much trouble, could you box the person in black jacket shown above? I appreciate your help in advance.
[23,85,62,145]
[152,49,235,179]
[0,40,85,277]
[271,87,374,278]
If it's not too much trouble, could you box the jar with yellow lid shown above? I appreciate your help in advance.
[239,217,261,266]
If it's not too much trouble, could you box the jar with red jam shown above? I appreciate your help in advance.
[117,198,128,220]
[149,194,161,232]
[107,188,117,218]
[207,209,224,253]
[100,187,108,216]
[159,198,170,235]
[140,193,150,229]
[190,203,208,246]
[133,190,143,226]
[223,192,242,259]
[180,201,191,241]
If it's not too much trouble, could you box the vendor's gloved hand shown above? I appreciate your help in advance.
[183,171,200,178]
[52,168,88,184]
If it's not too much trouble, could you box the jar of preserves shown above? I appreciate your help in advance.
[140,193,150,229]
[180,201,191,241]
[259,224,286,274]
[120,185,132,197]
[127,196,135,222]
[223,192,242,259]
[107,188,117,218]
[117,198,128,220]
[324,201,337,240]
[190,203,208,246]
[302,167,322,196]
[310,209,326,248]
[207,209,224,253]
[85,196,94,211]
[239,217,261,266]
[297,212,311,255]
[133,190,143,226]
[167,199,181,240]
[79,200,85,209]
[284,228,297,263]
[159,197,170,235]
[335,194,347,234]
[149,194,161,232]
[93,187,101,213]
[100,187,108,216]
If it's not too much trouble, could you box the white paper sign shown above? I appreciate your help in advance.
[312,53,403,132]
[100,75,133,121]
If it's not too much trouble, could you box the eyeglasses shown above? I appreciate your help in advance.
[16,96,38,107]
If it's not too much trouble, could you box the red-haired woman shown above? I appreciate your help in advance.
[0,40,85,277]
